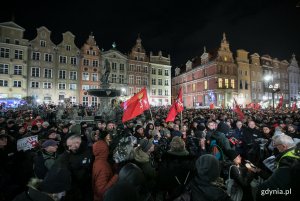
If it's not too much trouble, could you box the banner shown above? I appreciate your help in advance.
[17,135,38,151]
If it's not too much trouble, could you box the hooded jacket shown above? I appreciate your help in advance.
[191,154,231,201]
[92,140,118,201]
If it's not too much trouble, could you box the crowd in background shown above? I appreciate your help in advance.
[1,103,300,201]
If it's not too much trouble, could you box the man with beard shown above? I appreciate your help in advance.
[61,134,93,201]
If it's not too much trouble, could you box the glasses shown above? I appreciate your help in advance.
[272,142,282,147]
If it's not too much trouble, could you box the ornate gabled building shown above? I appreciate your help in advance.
[0,21,28,99]
[102,43,128,99]
[56,31,80,104]
[249,53,263,103]
[127,36,149,97]
[149,51,171,106]
[172,33,238,108]
[236,49,251,105]
[288,54,300,105]
[27,26,57,103]
[79,33,101,106]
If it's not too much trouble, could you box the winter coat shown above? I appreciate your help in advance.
[92,140,118,201]
[133,147,156,183]
[191,154,232,201]
[157,150,195,199]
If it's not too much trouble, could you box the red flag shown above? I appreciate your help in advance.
[254,103,261,110]
[292,101,297,111]
[165,104,178,122]
[233,98,244,120]
[122,88,150,123]
[276,95,283,110]
[174,87,184,112]
[210,102,214,109]
[121,87,147,109]
[165,87,184,122]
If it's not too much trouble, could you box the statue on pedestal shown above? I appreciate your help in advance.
[100,59,110,87]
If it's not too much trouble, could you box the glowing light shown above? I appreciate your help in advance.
[264,75,272,81]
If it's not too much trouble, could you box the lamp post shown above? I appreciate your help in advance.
[264,75,280,110]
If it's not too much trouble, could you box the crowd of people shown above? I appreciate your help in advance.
[1,103,300,201]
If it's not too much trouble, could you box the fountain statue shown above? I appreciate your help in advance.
[87,59,122,122]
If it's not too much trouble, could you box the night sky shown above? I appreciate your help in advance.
[1,0,300,69]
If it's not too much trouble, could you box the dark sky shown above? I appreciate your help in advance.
[1,0,300,68]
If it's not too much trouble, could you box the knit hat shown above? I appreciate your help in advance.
[169,136,188,154]
[135,125,143,133]
[226,149,239,161]
[139,138,153,152]
[99,131,109,140]
[42,121,50,127]
[42,139,58,148]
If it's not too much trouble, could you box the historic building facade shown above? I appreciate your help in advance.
[249,53,263,103]
[288,54,300,105]
[27,26,57,103]
[56,31,80,104]
[127,36,149,97]
[236,49,251,105]
[149,51,171,106]
[0,21,28,99]
[79,33,101,106]
[102,44,128,100]
[172,33,238,108]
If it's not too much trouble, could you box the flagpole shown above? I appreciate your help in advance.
[180,111,183,130]
[149,107,154,122]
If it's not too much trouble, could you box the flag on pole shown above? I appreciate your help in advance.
[233,98,244,120]
[276,95,283,110]
[166,87,184,122]
[122,88,150,123]
[292,101,297,111]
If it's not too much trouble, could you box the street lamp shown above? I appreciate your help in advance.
[264,75,280,110]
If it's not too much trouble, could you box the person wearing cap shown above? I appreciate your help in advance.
[134,125,145,143]
[33,139,58,179]
[133,138,156,189]
[256,135,300,201]
[287,124,300,139]
[191,154,231,201]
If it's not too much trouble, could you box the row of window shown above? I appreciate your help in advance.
[151,68,169,76]
[218,78,235,89]
[151,78,169,86]
[82,59,99,67]
[128,64,148,72]
[32,52,78,65]
[151,89,169,96]
[128,75,148,85]
[29,82,77,90]
[3,38,20,45]
[0,64,23,75]
[0,48,23,60]
[0,80,22,87]
[111,63,125,71]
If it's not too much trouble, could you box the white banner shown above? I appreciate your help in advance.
[17,135,38,151]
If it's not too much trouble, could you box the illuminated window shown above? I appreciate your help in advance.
[231,79,235,89]
[224,56,227,61]
[204,80,208,89]
[225,79,229,88]
[218,78,223,88]
[192,83,196,91]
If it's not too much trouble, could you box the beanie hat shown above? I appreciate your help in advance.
[139,139,153,152]
[42,121,50,127]
[169,136,187,153]
[42,139,58,148]
[135,125,143,133]
[226,149,239,161]
[99,131,109,140]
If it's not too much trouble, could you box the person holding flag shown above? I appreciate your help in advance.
[233,98,244,121]
[165,87,184,122]
[122,88,150,123]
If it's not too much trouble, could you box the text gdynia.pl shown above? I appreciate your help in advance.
[261,188,292,196]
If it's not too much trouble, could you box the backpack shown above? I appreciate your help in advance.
[225,165,243,201]
[171,171,191,201]
[210,140,224,161]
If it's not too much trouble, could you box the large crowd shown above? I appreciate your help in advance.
[0,103,300,201]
